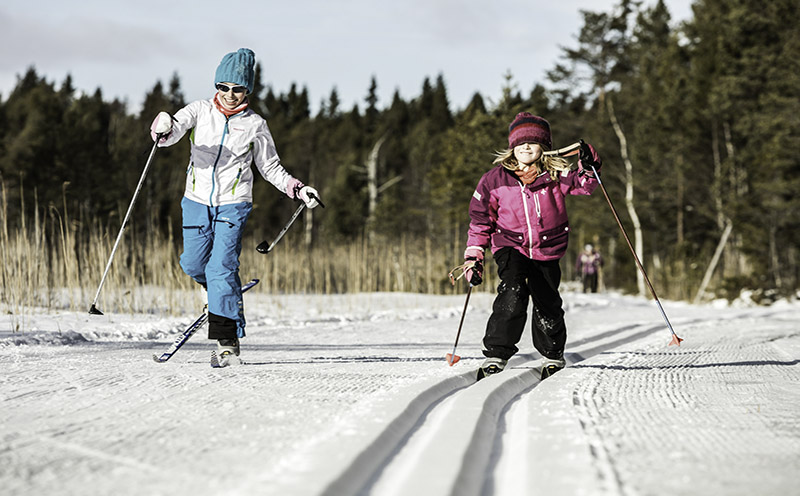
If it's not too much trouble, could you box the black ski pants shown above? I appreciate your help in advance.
[582,272,599,293]
[483,247,567,361]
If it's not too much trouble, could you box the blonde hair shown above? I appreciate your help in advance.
[493,148,572,181]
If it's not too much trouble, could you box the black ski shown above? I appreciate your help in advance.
[153,278,260,363]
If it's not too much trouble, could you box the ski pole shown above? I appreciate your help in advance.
[584,140,683,346]
[89,138,162,315]
[446,284,473,366]
[256,193,324,254]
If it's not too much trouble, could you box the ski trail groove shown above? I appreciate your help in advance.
[356,354,542,496]
[314,372,474,496]
[363,390,461,496]
[356,319,689,495]
[571,378,627,495]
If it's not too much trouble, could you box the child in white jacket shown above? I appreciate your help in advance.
[150,48,319,361]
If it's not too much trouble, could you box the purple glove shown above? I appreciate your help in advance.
[464,246,484,286]
[150,111,173,143]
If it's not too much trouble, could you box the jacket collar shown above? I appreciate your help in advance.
[499,165,552,191]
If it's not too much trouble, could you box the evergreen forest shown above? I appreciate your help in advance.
[1,0,798,312]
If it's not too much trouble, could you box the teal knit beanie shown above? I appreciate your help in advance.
[214,48,256,93]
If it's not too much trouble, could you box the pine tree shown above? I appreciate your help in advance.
[431,74,453,128]
[326,87,341,118]
[364,76,380,138]
[0,68,63,223]
[687,0,800,291]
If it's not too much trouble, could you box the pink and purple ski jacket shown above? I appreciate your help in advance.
[467,152,601,261]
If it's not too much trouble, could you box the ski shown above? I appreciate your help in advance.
[152,278,260,363]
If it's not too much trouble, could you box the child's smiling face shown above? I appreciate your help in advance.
[216,82,248,110]
[513,142,543,168]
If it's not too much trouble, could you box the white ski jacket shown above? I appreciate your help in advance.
[159,98,300,206]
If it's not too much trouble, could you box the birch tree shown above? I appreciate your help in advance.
[549,0,648,295]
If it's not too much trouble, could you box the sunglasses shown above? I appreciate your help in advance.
[216,83,248,95]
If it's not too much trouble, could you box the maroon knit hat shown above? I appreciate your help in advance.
[508,112,552,150]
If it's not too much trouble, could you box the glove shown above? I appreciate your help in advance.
[150,111,173,142]
[579,140,601,175]
[464,246,484,286]
[298,186,321,209]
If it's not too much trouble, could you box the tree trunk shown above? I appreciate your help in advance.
[769,224,783,289]
[722,121,748,277]
[711,121,725,230]
[674,159,686,299]
[723,121,746,197]
[605,94,646,296]
[788,245,798,291]
[366,134,388,228]
[676,156,685,245]
[693,219,733,304]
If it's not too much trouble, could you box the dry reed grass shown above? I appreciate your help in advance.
[0,181,200,324]
[0,183,493,328]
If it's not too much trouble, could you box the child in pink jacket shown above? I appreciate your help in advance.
[463,112,602,380]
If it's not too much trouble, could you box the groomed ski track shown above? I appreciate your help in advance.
[300,314,767,496]
[2,292,799,496]
[248,297,800,496]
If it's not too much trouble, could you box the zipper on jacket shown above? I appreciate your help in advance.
[187,162,196,191]
[232,167,242,196]
[209,118,231,206]
[519,184,535,258]
[533,192,542,226]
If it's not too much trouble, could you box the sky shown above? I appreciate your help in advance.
[0,0,695,115]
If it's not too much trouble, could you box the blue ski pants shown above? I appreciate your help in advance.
[180,197,252,338]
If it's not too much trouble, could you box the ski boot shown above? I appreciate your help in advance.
[476,357,507,381]
[540,356,566,379]
[211,338,241,368]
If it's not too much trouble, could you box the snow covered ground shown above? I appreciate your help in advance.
[1,288,799,496]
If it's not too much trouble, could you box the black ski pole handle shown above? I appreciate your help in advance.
[309,192,325,208]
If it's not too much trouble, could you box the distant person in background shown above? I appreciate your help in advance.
[461,112,602,381]
[576,243,603,293]
[149,48,320,364]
